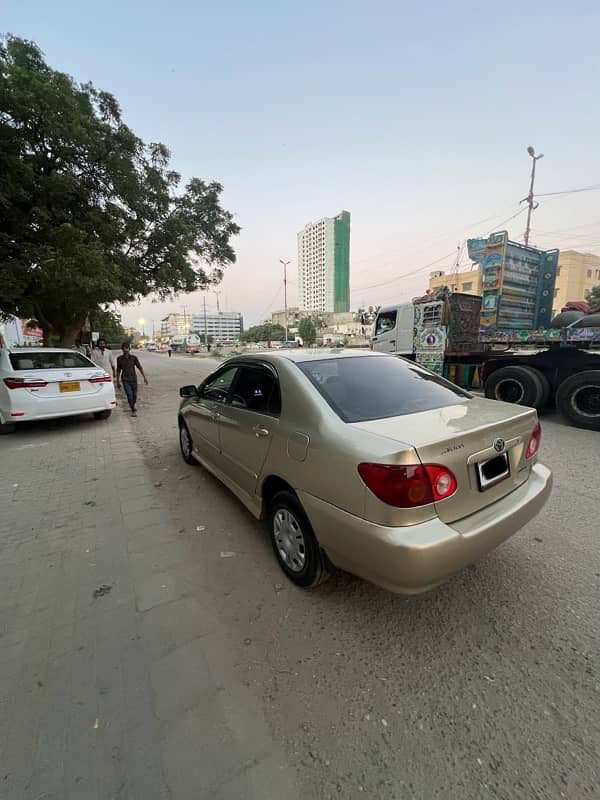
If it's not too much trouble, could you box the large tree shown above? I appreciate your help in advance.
[298,316,317,346]
[0,36,240,344]
[586,285,600,310]
[240,323,285,345]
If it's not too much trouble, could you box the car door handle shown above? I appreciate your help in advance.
[253,425,270,438]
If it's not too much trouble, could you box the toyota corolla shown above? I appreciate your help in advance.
[177,351,552,594]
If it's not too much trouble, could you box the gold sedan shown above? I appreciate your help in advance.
[178,351,552,594]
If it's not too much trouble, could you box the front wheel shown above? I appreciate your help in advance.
[179,421,197,465]
[268,490,330,588]
[93,410,112,420]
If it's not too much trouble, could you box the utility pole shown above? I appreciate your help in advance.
[280,260,290,343]
[202,295,209,351]
[522,145,544,247]
[214,291,222,346]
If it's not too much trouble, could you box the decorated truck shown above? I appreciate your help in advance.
[372,232,600,431]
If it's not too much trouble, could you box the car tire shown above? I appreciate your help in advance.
[0,421,16,435]
[484,365,547,409]
[268,490,330,588]
[93,410,112,420]
[555,371,600,431]
[179,420,197,465]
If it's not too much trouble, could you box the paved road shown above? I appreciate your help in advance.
[2,348,599,799]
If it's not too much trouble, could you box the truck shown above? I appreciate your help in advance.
[372,231,600,431]
[170,334,202,353]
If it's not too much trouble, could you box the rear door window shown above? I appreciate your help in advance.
[9,352,94,370]
[375,311,397,335]
[230,365,281,416]
[297,356,468,422]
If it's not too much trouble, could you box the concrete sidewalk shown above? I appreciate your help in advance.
[0,411,299,800]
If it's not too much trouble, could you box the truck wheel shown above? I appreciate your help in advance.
[484,365,547,409]
[555,371,600,431]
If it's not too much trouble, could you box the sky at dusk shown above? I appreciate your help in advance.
[4,1,600,330]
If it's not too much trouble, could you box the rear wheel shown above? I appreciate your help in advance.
[179,420,197,465]
[484,365,548,409]
[268,490,330,588]
[93,410,111,420]
[555,371,600,431]
[0,421,16,435]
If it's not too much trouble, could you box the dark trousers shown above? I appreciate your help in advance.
[122,380,138,411]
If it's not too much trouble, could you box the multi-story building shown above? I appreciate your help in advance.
[426,250,600,317]
[552,250,600,315]
[427,268,481,296]
[297,210,351,314]
[160,314,190,339]
[191,312,243,344]
[271,307,303,330]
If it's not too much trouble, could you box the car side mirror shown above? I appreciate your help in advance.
[179,385,199,398]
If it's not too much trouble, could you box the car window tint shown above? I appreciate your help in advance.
[230,366,281,416]
[297,356,469,423]
[201,366,238,402]
[375,311,397,335]
[9,352,94,370]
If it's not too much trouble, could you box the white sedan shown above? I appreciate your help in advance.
[0,347,116,434]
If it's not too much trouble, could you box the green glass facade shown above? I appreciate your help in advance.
[333,210,351,312]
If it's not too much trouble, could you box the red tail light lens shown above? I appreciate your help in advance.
[357,463,457,508]
[525,421,541,459]
[4,378,48,389]
[424,464,458,501]
[89,375,112,383]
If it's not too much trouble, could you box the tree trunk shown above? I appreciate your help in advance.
[58,320,86,347]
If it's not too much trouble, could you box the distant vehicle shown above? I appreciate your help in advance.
[177,350,551,594]
[171,334,202,353]
[145,342,158,351]
[0,348,116,434]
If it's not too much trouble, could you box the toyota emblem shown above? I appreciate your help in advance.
[493,438,505,453]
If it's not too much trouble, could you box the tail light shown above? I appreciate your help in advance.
[4,378,48,389]
[525,421,541,459]
[89,375,112,383]
[357,463,457,508]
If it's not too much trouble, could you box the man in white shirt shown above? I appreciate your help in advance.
[91,338,116,378]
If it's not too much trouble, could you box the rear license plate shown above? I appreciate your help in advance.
[59,381,81,393]
[477,453,510,491]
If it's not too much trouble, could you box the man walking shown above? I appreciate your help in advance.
[91,338,116,378]
[116,343,148,417]
[167,342,173,358]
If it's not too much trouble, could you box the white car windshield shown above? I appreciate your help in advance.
[9,352,95,370]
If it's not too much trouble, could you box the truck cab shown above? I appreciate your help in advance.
[371,303,415,356]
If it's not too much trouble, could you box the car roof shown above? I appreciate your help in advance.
[228,348,389,364]
[4,347,88,354]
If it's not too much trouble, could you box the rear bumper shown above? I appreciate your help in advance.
[299,463,552,594]
[1,394,116,425]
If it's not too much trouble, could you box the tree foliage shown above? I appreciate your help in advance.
[586,285,600,310]
[240,323,285,344]
[88,308,128,345]
[0,36,240,344]
[298,316,317,346]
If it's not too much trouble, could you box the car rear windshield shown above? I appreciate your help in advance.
[297,356,469,422]
[9,352,94,370]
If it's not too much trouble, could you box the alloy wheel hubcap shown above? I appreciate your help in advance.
[273,509,306,572]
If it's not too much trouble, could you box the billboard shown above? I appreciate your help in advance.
[467,232,558,331]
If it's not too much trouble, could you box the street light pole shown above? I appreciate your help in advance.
[214,291,222,346]
[280,260,290,343]
[522,145,544,247]
[202,295,209,350]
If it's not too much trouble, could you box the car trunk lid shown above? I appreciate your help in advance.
[351,398,538,523]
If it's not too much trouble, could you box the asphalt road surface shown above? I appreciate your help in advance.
[129,350,599,799]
